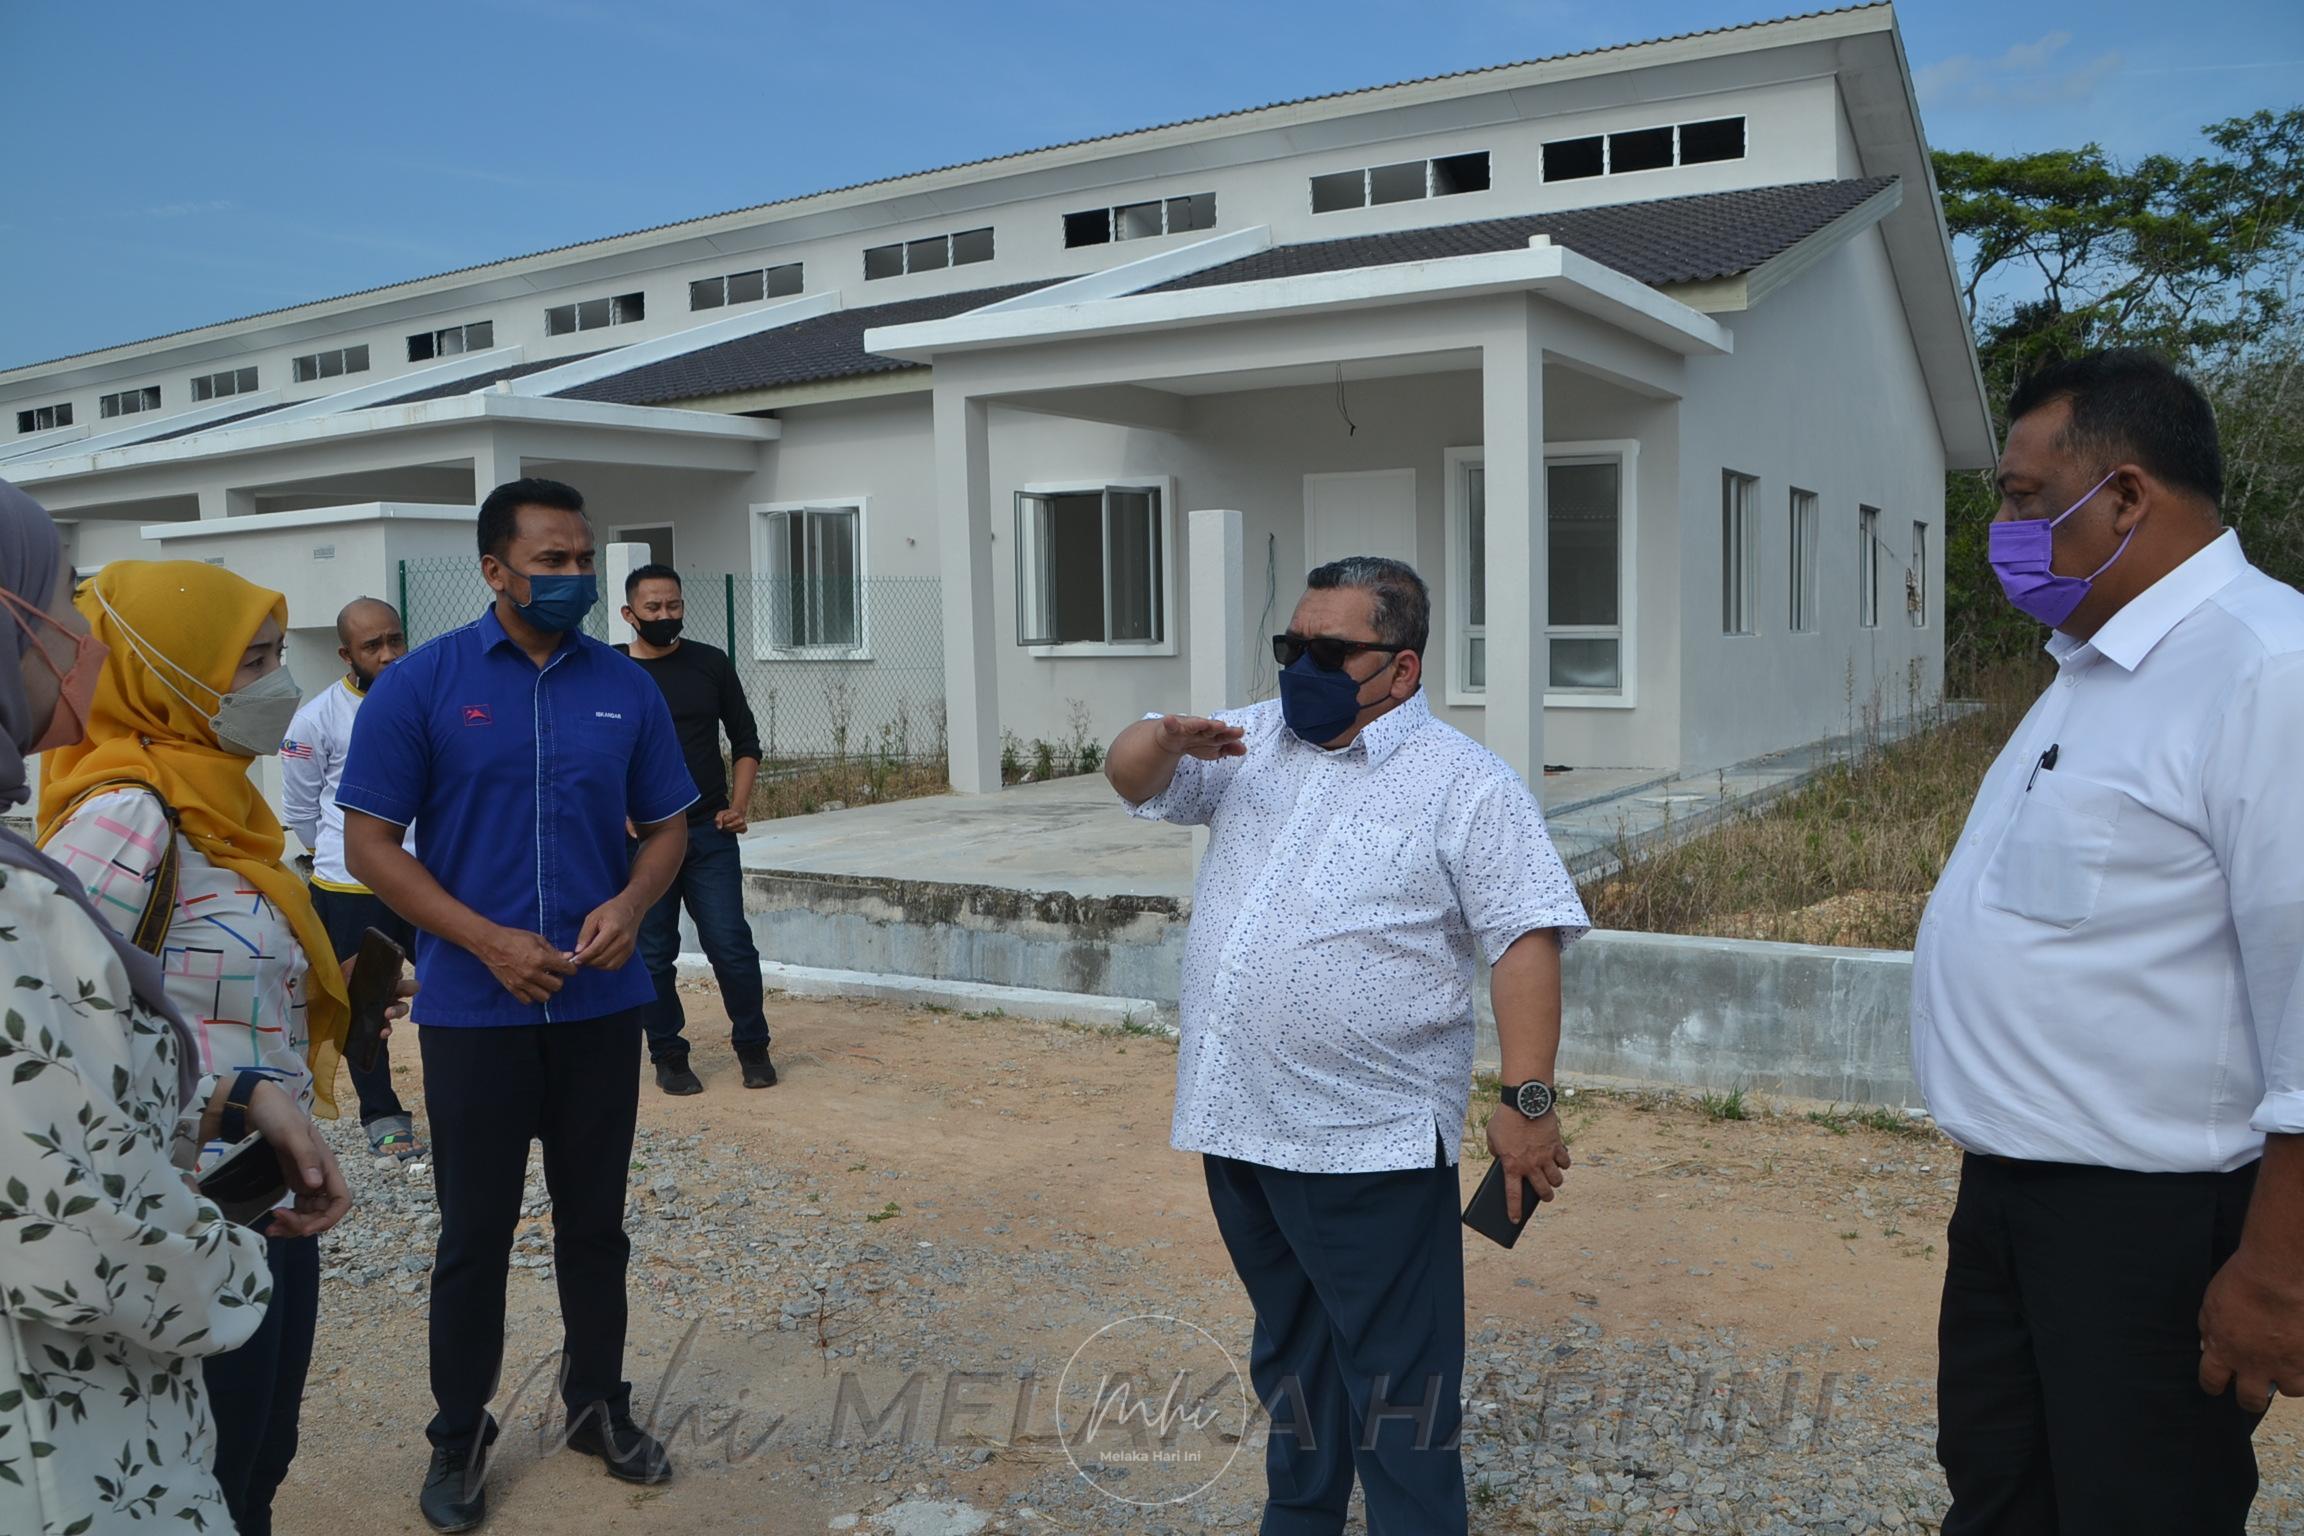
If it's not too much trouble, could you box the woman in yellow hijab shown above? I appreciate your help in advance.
[37,559,353,1536]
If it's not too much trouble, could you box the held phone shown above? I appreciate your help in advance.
[1461,1160,1544,1250]
[345,926,407,1076]
[197,1133,288,1227]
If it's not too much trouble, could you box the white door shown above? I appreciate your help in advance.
[1304,469,1416,570]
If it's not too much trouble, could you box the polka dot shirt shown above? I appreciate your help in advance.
[1126,692,1589,1174]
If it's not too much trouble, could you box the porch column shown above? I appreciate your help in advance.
[1479,298,1547,787]
[933,383,1001,794]
[1187,508,1246,715]
[469,436,522,500]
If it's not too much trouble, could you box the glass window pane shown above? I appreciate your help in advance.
[467,321,493,350]
[408,332,436,360]
[346,345,368,373]
[1679,116,1745,165]
[1106,489,1160,642]
[613,292,644,323]
[906,236,950,273]
[574,297,609,330]
[194,376,214,402]
[439,326,468,355]
[1063,209,1111,248]
[237,367,257,392]
[808,508,860,648]
[1310,170,1365,213]
[1543,136,1604,181]
[863,243,903,280]
[1466,465,1486,628]
[1171,192,1215,232]
[1549,638,1621,691]
[1015,494,1056,646]
[316,351,341,379]
[727,269,765,305]
[1431,151,1490,196]
[765,263,803,297]
[1050,493,1106,643]
[1547,461,1620,627]
[951,227,995,265]
[690,277,725,310]
[1368,160,1426,205]
[1467,636,1486,691]
[1116,201,1163,241]
[1610,126,1674,174]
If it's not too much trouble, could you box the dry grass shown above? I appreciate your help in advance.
[1579,663,2046,951]
[741,755,949,822]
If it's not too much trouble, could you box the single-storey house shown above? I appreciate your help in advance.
[0,3,1990,794]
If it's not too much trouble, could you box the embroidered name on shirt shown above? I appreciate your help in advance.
[462,705,493,727]
[595,710,624,720]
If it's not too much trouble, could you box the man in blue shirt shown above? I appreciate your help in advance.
[340,478,697,1532]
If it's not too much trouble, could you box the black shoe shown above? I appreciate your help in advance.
[420,1438,492,1532]
[564,1410,675,1485]
[737,1044,778,1089]
[654,1056,703,1096]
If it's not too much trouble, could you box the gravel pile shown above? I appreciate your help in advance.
[309,1118,2303,1535]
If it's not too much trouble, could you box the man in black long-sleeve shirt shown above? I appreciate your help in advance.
[618,564,776,1094]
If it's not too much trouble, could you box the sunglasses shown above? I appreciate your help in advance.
[1272,632,1399,671]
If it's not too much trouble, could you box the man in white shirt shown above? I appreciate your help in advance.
[283,596,425,1163]
[1913,350,2304,1534]
[1107,557,1588,1535]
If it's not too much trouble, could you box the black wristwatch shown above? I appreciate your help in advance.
[219,1068,268,1144]
[1501,1079,1556,1120]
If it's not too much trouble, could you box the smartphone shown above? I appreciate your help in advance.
[1461,1159,1543,1250]
[197,1133,288,1227]
[345,926,407,1075]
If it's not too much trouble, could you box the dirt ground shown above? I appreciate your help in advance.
[271,992,2304,1535]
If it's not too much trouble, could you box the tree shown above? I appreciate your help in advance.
[1933,109,2304,679]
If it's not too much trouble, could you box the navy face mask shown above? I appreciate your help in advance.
[1278,653,1378,745]
[507,567,599,634]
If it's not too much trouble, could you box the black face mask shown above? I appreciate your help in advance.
[634,617,684,648]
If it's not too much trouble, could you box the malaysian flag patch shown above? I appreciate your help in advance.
[281,739,314,760]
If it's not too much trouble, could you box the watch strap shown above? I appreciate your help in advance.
[219,1068,268,1145]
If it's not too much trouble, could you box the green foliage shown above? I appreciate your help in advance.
[1933,108,2304,679]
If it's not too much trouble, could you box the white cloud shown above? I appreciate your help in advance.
[1916,31,2122,109]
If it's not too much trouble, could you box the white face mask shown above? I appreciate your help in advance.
[93,587,305,757]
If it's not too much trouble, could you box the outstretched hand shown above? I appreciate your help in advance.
[1154,715,1247,761]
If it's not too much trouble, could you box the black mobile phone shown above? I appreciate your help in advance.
[197,1133,288,1227]
[1461,1159,1543,1250]
[345,926,407,1076]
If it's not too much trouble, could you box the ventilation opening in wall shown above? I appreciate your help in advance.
[1431,152,1491,196]
[1543,135,1604,181]
[1610,126,1674,174]
[1679,117,1746,165]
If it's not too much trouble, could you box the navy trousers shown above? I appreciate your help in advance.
[309,882,415,1125]
[1203,1141,1467,1536]
[635,821,769,1063]
[202,1231,320,1536]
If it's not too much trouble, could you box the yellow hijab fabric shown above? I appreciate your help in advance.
[37,560,350,1117]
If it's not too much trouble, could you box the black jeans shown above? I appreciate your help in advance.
[1937,1152,2263,1534]
[202,1230,320,1536]
[1202,1137,1467,1536]
[309,882,416,1125]
[419,1009,644,1451]
[636,820,768,1062]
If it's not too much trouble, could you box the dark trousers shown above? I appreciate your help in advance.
[1203,1142,1467,1536]
[309,882,416,1125]
[636,820,768,1063]
[202,1231,320,1536]
[1938,1151,2263,1535]
[419,1009,644,1451]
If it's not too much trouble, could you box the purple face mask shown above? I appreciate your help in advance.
[1988,469,2132,629]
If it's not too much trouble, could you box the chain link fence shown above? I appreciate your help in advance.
[396,559,947,767]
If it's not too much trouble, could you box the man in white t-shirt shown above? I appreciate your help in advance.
[283,596,425,1163]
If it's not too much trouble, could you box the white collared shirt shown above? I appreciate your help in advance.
[1913,531,2304,1173]
[1127,693,1589,1174]
[281,676,412,891]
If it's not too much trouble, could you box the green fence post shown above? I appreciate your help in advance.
[725,571,737,654]
[397,559,409,637]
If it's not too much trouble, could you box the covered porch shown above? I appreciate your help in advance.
[868,238,1732,792]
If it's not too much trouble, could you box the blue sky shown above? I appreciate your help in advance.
[1,0,2297,370]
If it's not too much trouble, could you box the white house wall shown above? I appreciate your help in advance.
[1674,223,1945,770]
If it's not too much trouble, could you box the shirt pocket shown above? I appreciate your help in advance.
[1979,772,2125,930]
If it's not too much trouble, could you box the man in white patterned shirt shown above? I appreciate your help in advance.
[1108,556,1588,1536]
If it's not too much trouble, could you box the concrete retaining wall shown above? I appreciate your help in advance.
[733,868,1919,1107]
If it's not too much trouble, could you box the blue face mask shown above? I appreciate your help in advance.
[508,568,598,634]
[1277,653,1375,745]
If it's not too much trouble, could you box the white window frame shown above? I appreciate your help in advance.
[1788,487,1820,635]
[1858,505,1881,628]
[1723,471,1759,637]
[749,499,871,662]
[1014,476,1178,659]
[1444,441,1639,711]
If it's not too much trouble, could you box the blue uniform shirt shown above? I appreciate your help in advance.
[338,605,698,1026]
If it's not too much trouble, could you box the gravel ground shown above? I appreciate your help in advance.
[285,997,2304,1536]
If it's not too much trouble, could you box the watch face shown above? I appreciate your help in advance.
[1515,1081,1554,1119]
